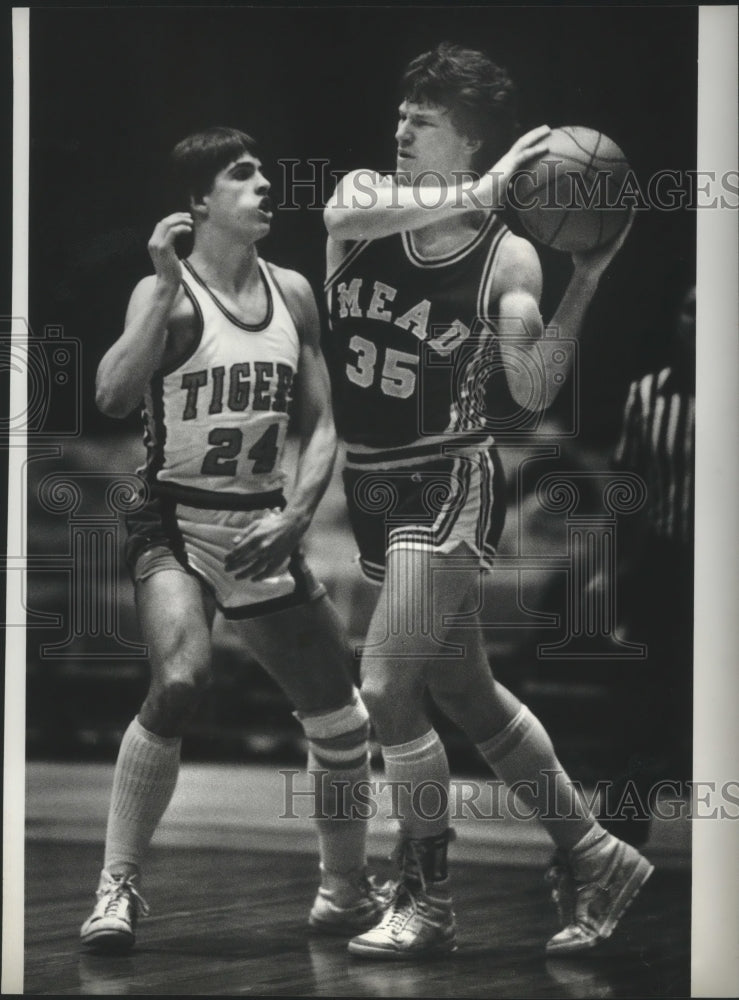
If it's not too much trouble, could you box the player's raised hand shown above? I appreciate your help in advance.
[571,207,636,277]
[485,126,551,206]
[147,213,193,288]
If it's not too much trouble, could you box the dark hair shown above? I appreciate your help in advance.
[401,42,519,171]
[170,126,259,207]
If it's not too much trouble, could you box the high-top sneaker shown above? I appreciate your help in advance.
[348,830,457,960]
[546,835,653,954]
[309,867,394,935]
[80,869,150,953]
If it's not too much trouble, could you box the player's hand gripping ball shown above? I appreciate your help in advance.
[511,126,631,252]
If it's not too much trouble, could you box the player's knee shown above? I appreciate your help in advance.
[360,670,424,735]
[164,668,211,704]
[359,679,390,725]
[299,689,371,775]
[431,672,482,724]
[149,661,212,728]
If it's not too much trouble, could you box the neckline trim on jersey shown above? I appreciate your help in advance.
[182,258,274,331]
[402,212,499,269]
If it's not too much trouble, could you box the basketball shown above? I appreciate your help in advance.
[510,126,631,253]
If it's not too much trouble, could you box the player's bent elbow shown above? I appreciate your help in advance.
[323,203,356,239]
[95,381,132,419]
[323,203,340,233]
[505,374,550,414]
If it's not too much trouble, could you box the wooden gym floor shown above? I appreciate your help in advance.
[24,839,689,997]
[19,761,691,997]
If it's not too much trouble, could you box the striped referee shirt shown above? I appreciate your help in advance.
[613,367,695,546]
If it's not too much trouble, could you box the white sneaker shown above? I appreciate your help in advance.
[309,871,393,935]
[348,880,457,959]
[80,870,149,953]
[348,833,457,960]
[546,838,653,954]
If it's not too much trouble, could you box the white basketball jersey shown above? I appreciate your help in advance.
[140,258,300,503]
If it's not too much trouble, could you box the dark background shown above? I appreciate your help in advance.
[24,5,698,773]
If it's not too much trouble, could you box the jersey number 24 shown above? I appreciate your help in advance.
[200,424,279,477]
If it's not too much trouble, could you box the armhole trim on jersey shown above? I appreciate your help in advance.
[158,278,205,377]
[324,238,371,291]
[476,224,510,323]
[144,370,167,481]
[263,261,303,344]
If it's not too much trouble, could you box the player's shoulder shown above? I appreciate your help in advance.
[127,273,160,310]
[264,261,317,318]
[264,260,313,299]
[496,229,541,275]
[262,260,318,340]
[126,274,200,373]
[490,228,543,299]
[128,273,192,319]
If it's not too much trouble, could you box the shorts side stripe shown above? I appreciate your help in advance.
[434,456,471,546]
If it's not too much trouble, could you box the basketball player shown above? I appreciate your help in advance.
[324,42,652,959]
[80,127,384,953]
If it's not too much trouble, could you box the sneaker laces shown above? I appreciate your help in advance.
[360,871,395,907]
[383,884,417,934]
[99,874,150,918]
[391,839,428,894]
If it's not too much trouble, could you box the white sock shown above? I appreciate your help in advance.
[104,717,181,876]
[308,749,370,875]
[476,705,595,851]
[568,823,615,877]
[382,730,450,841]
[299,693,371,898]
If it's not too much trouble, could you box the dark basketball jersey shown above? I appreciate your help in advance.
[325,214,508,453]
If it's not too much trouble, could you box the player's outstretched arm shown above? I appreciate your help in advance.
[323,127,551,242]
[225,271,338,582]
[95,213,194,417]
[495,215,634,410]
[544,210,635,362]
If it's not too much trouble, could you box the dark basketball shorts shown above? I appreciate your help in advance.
[124,491,325,620]
[342,445,507,583]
